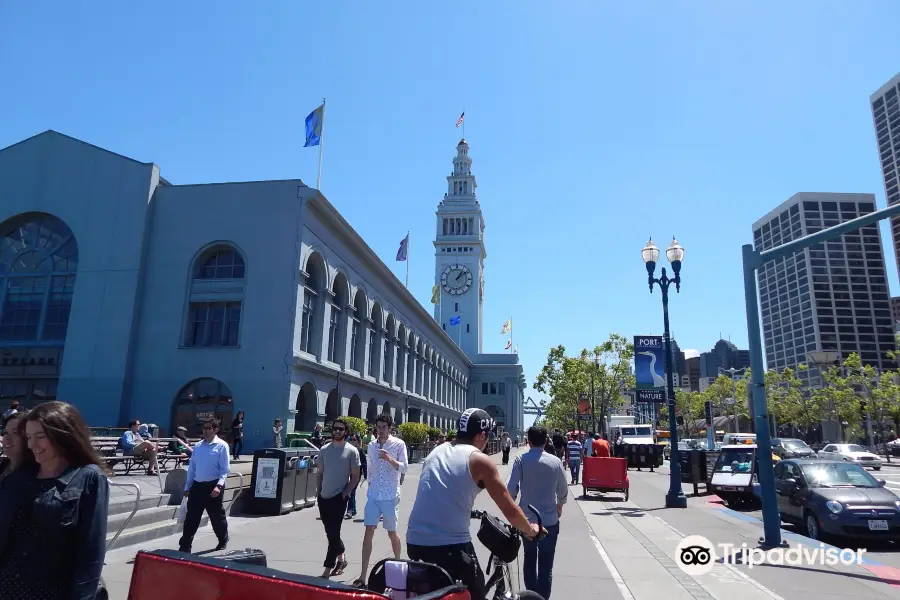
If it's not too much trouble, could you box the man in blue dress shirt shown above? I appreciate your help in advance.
[179,417,231,553]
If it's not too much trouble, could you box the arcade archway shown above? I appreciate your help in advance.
[173,378,234,438]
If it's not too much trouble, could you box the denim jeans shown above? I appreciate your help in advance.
[523,522,560,600]
[347,485,357,514]
[569,459,581,483]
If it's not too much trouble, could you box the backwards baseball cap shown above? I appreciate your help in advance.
[458,408,494,436]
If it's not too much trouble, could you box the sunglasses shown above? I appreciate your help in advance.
[332,427,346,432]
[203,426,216,431]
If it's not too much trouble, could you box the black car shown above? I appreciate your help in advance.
[771,438,815,459]
[774,458,900,542]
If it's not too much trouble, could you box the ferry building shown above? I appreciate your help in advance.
[0,131,525,449]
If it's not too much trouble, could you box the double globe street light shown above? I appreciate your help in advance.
[642,237,687,509]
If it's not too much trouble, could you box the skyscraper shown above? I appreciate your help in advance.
[871,73,900,281]
[753,193,894,387]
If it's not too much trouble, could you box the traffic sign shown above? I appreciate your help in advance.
[637,389,665,403]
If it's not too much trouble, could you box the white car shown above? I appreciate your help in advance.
[817,443,883,470]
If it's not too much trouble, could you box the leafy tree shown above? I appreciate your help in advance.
[534,334,635,433]
[669,389,704,437]
[342,416,368,437]
[398,422,429,444]
[767,365,821,439]
[818,360,863,440]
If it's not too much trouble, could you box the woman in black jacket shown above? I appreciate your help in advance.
[0,401,110,600]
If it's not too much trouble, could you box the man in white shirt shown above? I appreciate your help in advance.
[178,418,231,553]
[354,413,408,587]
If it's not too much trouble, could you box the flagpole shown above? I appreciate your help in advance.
[317,97,325,189]
[405,231,409,288]
[462,107,465,138]
[509,317,513,353]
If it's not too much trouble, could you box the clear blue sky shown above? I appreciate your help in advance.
[2,2,900,421]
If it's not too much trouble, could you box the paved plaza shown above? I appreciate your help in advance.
[101,449,900,599]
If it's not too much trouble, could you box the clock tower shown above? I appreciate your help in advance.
[434,138,485,358]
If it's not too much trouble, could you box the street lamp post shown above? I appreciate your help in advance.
[590,355,600,434]
[642,237,687,509]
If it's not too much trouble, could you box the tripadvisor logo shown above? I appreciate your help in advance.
[674,535,865,575]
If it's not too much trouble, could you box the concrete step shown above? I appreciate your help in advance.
[108,504,178,534]
[108,493,171,516]
[106,515,209,551]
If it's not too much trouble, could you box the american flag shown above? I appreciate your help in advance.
[456,112,465,127]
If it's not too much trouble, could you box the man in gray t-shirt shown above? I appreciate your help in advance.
[317,419,360,578]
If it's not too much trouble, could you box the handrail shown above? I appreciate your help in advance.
[225,471,244,516]
[107,481,142,550]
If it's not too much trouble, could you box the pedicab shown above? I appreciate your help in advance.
[581,456,629,501]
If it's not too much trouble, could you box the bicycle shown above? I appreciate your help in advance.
[366,504,547,600]
[470,505,546,600]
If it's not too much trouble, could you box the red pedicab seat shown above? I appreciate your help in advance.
[582,457,629,501]
[127,549,470,600]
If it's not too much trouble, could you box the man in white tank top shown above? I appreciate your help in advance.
[406,409,542,600]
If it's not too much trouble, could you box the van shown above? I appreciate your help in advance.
[722,433,756,446]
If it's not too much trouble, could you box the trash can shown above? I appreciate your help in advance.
[293,448,314,510]
[301,449,320,508]
[248,448,301,516]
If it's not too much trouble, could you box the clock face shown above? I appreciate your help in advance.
[441,264,473,296]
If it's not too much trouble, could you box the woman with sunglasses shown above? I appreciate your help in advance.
[0,401,110,600]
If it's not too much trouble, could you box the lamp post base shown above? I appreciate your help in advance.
[665,490,687,508]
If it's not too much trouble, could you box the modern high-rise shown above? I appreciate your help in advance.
[698,339,751,379]
[753,193,895,387]
[871,73,900,281]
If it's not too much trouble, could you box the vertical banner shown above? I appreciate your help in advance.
[634,335,666,403]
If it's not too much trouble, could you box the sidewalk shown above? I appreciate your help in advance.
[103,447,900,599]
[101,447,622,599]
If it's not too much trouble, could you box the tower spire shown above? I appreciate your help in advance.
[446,139,477,200]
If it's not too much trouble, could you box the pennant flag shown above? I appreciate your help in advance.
[304,104,324,147]
[450,315,461,326]
[456,112,465,127]
[501,319,511,334]
[431,285,440,304]
[505,339,512,350]
[396,234,409,261]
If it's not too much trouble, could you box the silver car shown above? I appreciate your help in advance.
[817,443,883,470]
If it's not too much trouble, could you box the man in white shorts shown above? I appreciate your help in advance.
[355,412,408,587]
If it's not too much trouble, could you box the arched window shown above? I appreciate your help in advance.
[0,213,78,342]
[173,378,234,438]
[198,250,245,279]
[185,244,246,348]
[299,253,325,356]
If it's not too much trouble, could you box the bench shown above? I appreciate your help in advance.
[92,436,202,475]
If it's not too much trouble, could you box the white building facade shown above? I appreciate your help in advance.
[0,131,524,450]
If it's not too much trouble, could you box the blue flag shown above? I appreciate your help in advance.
[450,315,461,326]
[396,234,408,261]
[304,104,324,147]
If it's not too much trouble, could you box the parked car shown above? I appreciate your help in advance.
[774,459,900,541]
[771,438,816,459]
[817,443,883,470]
